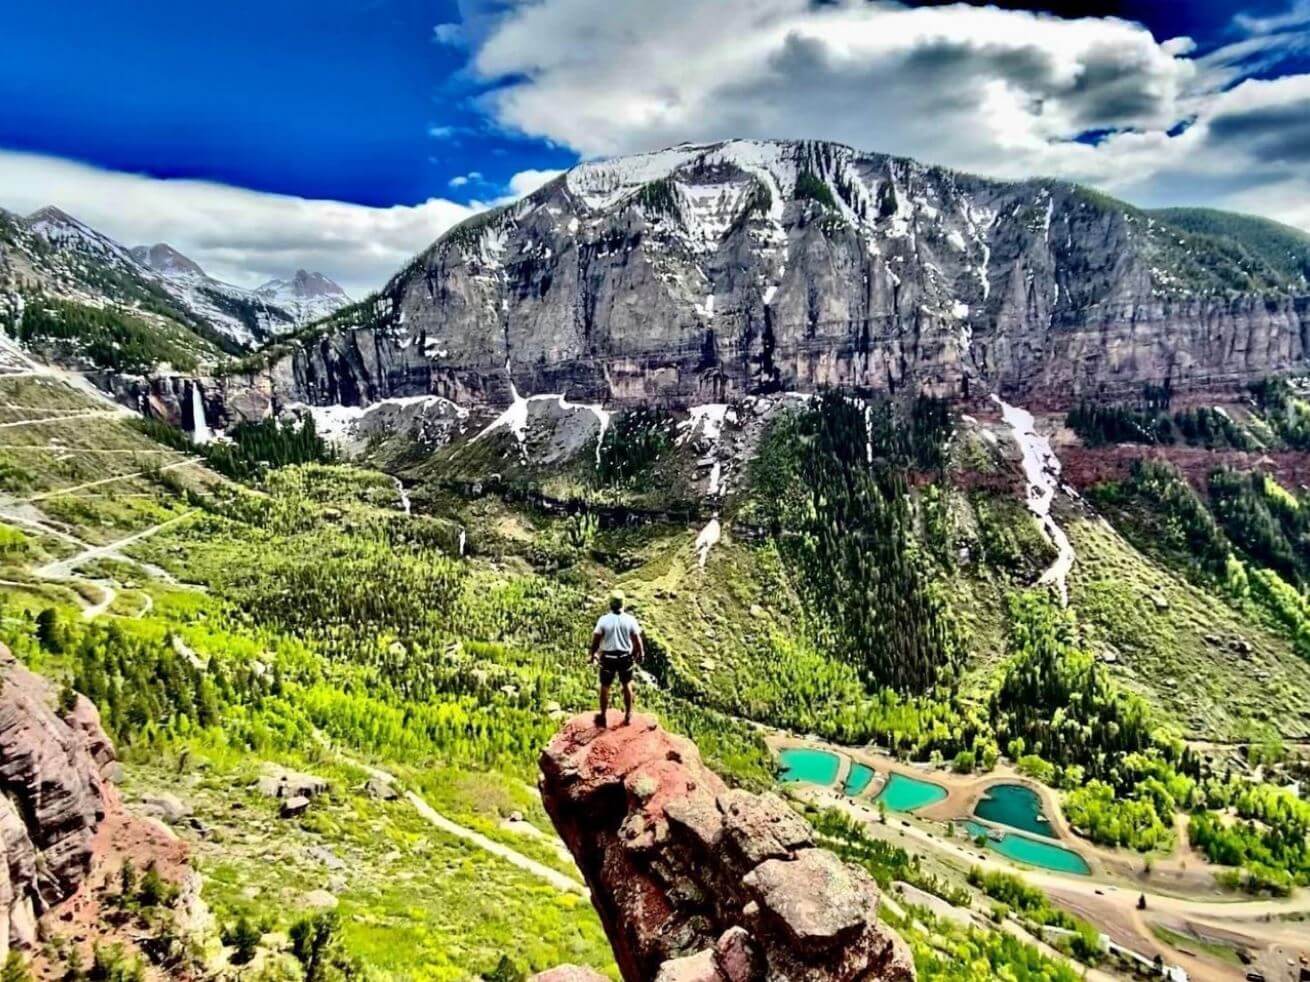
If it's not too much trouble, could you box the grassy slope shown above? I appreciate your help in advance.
[1067,513,1310,738]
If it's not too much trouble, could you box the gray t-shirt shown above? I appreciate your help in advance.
[595,611,641,654]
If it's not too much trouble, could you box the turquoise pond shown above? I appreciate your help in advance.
[973,784,1056,839]
[874,773,947,812]
[843,762,876,796]
[964,821,1090,875]
[778,748,841,785]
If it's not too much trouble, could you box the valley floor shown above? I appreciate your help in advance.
[1,349,1308,981]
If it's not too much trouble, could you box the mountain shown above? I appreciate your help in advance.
[0,208,349,366]
[127,239,300,346]
[129,242,207,279]
[212,138,1309,420]
[1147,207,1310,290]
[255,268,351,326]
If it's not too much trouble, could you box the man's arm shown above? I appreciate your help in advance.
[631,625,645,663]
[589,628,603,663]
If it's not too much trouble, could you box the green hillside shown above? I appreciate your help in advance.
[1150,206,1310,288]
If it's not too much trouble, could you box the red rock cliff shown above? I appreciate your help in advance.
[539,713,914,982]
[0,645,119,953]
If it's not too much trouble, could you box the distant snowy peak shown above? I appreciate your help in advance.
[27,205,137,265]
[257,270,349,303]
[130,243,207,280]
[255,270,351,325]
[10,206,312,348]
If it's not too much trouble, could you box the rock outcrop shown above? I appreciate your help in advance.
[0,645,118,954]
[539,712,914,982]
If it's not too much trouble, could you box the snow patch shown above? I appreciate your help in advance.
[991,396,1076,605]
[473,366,611,466]
[308,395,467,448]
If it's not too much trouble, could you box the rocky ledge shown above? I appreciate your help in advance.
[539,712,914,982]
[0,644,120,954]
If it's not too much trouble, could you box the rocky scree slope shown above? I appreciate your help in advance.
[216,139,1309,419]
[540,712,914,982]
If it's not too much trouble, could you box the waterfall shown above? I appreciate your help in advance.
[189,382,212,444]
[392,476,412,516]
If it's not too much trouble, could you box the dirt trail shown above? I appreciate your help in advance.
[0,409,123,430]
[36,511,194,580]
[22,458,199,503]
[79,580,116,621]
[344,758,587,897]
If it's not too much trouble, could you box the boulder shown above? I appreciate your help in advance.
[258,765,328,800]
[139,793,191,824]
[280,796,311,819]
[540,713,914,982]
[362,776,399,801]
[529,968,611,982]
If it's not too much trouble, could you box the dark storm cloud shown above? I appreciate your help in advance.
[1206,94,1310,163]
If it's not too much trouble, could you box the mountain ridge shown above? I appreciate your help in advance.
[198,137,1310,423]
[0,208,351,352]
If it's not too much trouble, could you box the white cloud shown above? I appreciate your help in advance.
[433,22,465,46]
[0,151,575,295]
[503,167,563,198]
[0,150,483,297]
[465,0,1310,232]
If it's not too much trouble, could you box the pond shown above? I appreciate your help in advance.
[874,772,947,812]
[964,821,1091,876]
[973,783,1057,839]
[843,762,876,796]
[778,747,840,786]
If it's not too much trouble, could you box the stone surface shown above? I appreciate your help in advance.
[743,849,876,952]
[540,712,914,982]
[258,765,329,800]
[529,967,612,982]
[0,644,116,952]
[139,793,191,824]
[654,948,720,982]
[280,796,311,819]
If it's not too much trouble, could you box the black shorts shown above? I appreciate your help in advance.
[599,652,634,685]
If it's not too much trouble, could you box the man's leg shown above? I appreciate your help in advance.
[597,679,611,726]
[621,673,635,725]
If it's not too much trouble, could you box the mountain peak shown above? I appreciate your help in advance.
[259,270,348,301]
[26,204,79,226]
[130,242,207,280]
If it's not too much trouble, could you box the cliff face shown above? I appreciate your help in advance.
[539,712,914,982]
[189,139,1309,422]
[0,645,118,954]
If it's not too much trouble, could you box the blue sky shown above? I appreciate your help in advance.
[0,0,573,207]
[3,0,1309,293]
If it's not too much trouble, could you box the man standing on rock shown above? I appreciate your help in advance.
[588,590,644,727]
